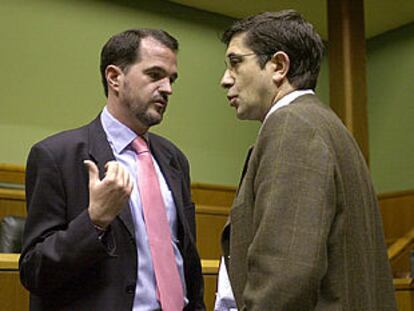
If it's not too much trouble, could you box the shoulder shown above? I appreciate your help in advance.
[148,132,192,183]
[35,126,86,148]
[263,94,343,139]
[260,104,316,147]
[148,132,191,176]
[256,96,336,164]
[148,132,186,159]
[29,117,100,161]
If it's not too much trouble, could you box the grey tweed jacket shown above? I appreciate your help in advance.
[221,94,397,311]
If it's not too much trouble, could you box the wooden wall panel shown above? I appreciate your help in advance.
[0,189,26,220]
[379,189,414,244]
[1,166,414,261]
[193,183,233,261]
[196,206,228,260]
[0,164,25,185]
[192,183,235,208]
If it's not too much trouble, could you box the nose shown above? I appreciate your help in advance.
[159,78,173,95]
[220,69,233,89]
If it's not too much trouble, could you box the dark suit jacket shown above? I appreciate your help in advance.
[222,94,397,311]
[19,116,204,311]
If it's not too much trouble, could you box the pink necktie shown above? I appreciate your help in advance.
[132,136,184,311]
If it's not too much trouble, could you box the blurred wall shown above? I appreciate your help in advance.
[0,0,412,192]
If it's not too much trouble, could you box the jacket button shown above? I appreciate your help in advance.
[125,284,135,294]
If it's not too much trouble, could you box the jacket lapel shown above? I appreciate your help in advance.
[87,116,135,238]
[222,144,254,267]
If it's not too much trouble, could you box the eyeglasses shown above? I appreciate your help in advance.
[224,52,272,72]
[224,52,258,72]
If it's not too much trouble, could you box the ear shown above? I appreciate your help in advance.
[269,51,290,86]
[105,65,123,94]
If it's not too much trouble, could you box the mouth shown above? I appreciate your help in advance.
[227,95,238,107]
[152,97,168,111]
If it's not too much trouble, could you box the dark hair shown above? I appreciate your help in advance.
[222,10,324,90]
[100,28,178,97]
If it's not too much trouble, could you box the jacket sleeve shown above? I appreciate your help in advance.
[19,143,114,296]
[240,110,337,310]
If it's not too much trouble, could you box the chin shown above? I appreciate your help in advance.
[136,112,162,128]
[237,111,258,121]
[236,113,245,120]
[236,108,249,120]
[147,113,163,126]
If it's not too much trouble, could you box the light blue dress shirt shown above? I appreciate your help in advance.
[101,107,187,310]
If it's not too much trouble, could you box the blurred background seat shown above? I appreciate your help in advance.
[0,216,26,253]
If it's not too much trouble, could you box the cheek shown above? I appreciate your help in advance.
[236,74,253,93]
[240,77,261,100]
[141,84,158,97]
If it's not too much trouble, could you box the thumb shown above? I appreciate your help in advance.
[84,160,99,185]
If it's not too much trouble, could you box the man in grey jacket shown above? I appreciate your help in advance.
[216,10,397,311]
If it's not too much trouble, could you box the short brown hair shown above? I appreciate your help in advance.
[100,29,178,97]
[222,10,324,90]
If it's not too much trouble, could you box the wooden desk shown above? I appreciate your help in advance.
[0,255,218,311]
[0,253,20,269]
[0,253,29,311]
[0,188,26,220]
[2,256,414,311]
[395,278,414,311]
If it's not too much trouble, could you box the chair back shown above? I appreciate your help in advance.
[0,216,26,253]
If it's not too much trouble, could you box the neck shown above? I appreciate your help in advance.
[106,97,149,135]
[274,82,296,104]
[260,83,296,122]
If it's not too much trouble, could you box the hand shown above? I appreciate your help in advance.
[84,160,133,229]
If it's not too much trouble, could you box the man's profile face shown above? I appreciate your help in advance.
[118,37,178,131]
[220,33,276,122]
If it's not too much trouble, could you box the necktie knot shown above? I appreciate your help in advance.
[132,136,149,154]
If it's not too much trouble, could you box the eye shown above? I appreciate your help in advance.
[169,74,178,85]
[147,71,163,81]
[228,56,242,67]
[144,67,176,84]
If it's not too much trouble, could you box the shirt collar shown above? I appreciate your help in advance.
[101,106,148,154]
[263,89,315,124]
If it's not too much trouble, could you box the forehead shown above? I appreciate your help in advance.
[226,32,251,55]
[137,37,177,66]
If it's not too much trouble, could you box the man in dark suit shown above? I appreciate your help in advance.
[215,10,397,311]
[20,29,204,311]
